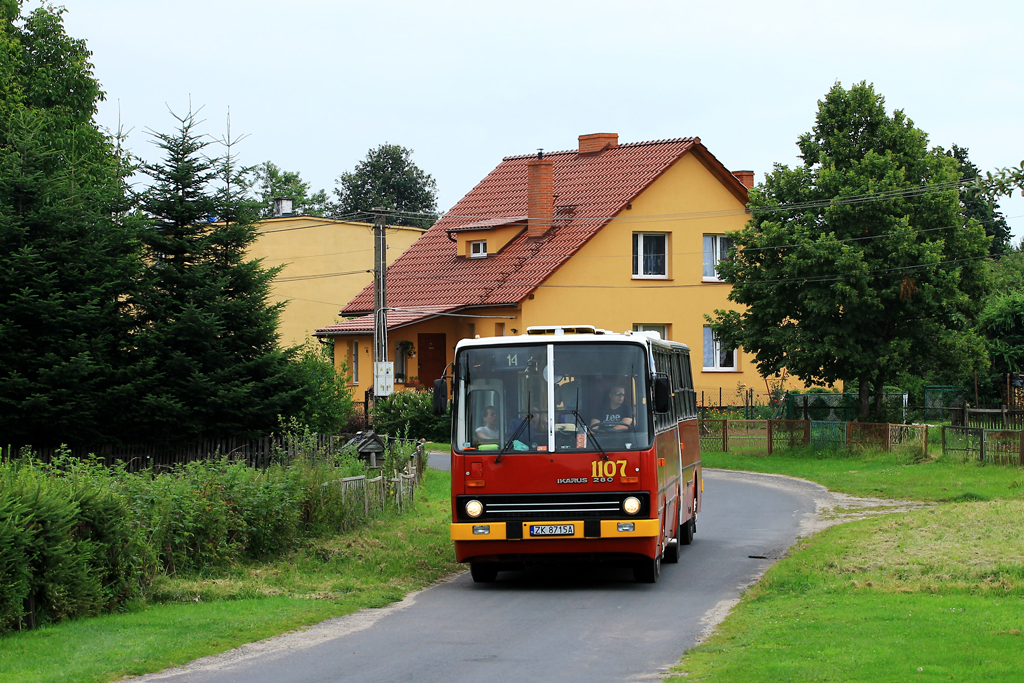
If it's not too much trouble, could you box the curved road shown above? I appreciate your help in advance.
[145,469,825,683]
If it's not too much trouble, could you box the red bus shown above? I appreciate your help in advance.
[434,325,701,583]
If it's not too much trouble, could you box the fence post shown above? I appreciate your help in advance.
[802,396,809,421]
[722,420,729,453]
[885,424,891,452]
[923,425,929,460]
[767,420,774,456]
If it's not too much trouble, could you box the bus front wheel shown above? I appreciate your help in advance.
[470,562,498,583]
[634,553,661,583]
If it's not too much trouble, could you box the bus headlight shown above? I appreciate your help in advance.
[465,499,484,518]
[622,496,641,515]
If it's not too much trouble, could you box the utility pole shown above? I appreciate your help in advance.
[372,208,393,397]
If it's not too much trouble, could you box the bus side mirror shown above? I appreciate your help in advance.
[654,376,671,413]
[433,378,448,415]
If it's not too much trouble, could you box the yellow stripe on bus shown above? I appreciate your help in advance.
[451,519,660,541]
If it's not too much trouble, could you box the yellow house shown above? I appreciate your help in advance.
[316,133,773,405]
[247,207,426,347]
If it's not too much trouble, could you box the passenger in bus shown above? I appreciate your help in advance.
[590,384,634,431]
[474,405,500,442]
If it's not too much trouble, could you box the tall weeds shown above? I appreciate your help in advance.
[0,431,409,634]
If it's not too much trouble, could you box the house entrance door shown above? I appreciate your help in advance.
[417,333,447,385]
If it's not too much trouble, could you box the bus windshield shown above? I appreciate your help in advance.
[454,342,652,453]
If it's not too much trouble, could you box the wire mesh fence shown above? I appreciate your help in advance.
[942,426,1024,464]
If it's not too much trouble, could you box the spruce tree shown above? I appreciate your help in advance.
[135,109,302,442]
[0,3,144,446]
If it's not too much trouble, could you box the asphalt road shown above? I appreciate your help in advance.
[145,468,824,683]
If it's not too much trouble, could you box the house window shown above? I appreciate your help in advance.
[394,341,407,381]
[703,326,736,370]
[351,340,359,384]
[632,233,667,278]
[632,324,667,339]
[703,235,733,281]
[470,240,487,258]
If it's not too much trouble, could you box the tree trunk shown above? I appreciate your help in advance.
[872,374,886,422]
[858,377,871,422]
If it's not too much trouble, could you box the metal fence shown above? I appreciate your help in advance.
[700,419,928,458]
[784,392,909,423]
[942,426,1024,464]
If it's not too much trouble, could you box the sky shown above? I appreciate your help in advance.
[56,0,1023,243]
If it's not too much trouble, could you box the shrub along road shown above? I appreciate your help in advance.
[132,469,823,683]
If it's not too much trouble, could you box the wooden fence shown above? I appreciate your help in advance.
[950,406,1024,430]
[699,419,928,458]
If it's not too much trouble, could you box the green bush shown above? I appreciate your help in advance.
[0,430,390,633]
[0,454,151,634]
[372,390,451,442]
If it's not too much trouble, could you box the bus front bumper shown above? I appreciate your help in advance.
[451,518,660,541]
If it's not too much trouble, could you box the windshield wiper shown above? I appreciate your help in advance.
[571,388,607,461]
[497,392,532,463]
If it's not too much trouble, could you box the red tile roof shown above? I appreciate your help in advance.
[316,305,456,335]
[317,136,747,335]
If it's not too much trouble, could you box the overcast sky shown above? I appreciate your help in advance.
[57,0,1023,242]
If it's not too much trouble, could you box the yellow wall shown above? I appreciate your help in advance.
[247,217,425,348]
[521,153,761,400]
[455,224,526,257]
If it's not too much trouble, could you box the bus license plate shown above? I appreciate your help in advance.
[530,524,575,537]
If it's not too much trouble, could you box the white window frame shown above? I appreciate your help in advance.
[351,340,359,384]
[703,234,732,281]
[632,232,668,279]
[632,323,667,340]
[469,240,487,258]
[394,341,407,380]
[703,326,736,371]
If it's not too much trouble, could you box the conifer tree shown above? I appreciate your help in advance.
[0,3,144,446]
[135,109,302,442]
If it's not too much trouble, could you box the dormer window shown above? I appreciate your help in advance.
[470,240,487,258]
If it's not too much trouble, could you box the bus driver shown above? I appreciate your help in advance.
[475,405,500,442]
[590,384,634,432]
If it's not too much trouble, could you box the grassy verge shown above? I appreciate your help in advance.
[671,450,1024,682]
[0,472,458,683]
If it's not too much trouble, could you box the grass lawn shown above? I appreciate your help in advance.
[670,449,1024,682]
[0,471,459,683]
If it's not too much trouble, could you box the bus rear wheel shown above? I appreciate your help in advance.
[634,553,661,583]
[681,516,695,545]
[470,562,498,583]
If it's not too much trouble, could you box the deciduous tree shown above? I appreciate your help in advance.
[709,82,991,421]
[249,161,332,218]
[333,143,438,227]
[947,145,1011,255]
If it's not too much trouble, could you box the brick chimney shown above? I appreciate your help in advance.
[527,153,553,238]
[578,133,618,154]
[732,170,754,189]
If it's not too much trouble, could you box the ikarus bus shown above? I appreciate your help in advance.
[433,325,702,583]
